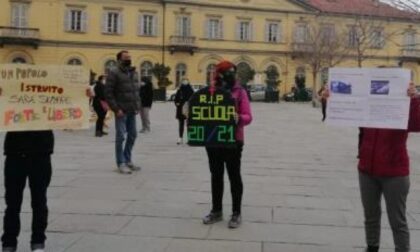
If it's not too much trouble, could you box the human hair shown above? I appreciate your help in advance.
[116,50,129,60]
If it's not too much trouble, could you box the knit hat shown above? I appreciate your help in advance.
[215,61,237,76]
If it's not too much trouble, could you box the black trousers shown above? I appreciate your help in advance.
[321,100,327,121]
[205,143,244,214]
[94,105,107,133]
[2,154,52,248]
[178,119,185,138]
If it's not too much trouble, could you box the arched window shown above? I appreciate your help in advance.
[237,62,254,85]
[296,66,306,78]
[140,61,153,79]
[104,59,117,74]
[67,58,82,65]
[266,65,279,81]
[206,64,216,85]
[265,65,280,89]
[175,63,187,87]
[12,57,27,64]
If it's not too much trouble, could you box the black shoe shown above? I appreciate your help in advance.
[2,247,17,252]
[95,131,102,137]
[202,211,223,225]
[228,213,242,229]
[365,246,379,252]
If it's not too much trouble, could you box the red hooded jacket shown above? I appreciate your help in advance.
[358,97,420,177]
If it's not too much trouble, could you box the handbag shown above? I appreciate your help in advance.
[100,100,109,111]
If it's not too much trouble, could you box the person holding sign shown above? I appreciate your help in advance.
[202,61,252,229]
[327,83,420,252]
[105,51,142,174]
[0,87,52,252]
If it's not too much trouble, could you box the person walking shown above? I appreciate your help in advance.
[92,75,108,137]
[359,83,419,252]
[139,76,153,133]
[202,61,253,229]
[105,50,142,174]
[318,81,328,122]
[174,78,194,145]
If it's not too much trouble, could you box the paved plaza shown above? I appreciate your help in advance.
[0,102,420,252]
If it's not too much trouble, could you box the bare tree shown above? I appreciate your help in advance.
[291,17,350,102]
[347,13,401,67]
[383,0,420,15]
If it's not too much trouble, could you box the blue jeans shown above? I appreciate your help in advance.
[115,113,137,166]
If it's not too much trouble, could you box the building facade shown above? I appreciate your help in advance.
[0,0,419,94]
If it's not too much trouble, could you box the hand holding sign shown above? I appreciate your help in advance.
[408,82,419,98]
[187,87,237,148]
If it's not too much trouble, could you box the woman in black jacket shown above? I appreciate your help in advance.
[139,77,154,133]
[93,75,108,137]
[174,78,194,145]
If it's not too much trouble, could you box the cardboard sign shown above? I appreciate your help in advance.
[0,64,90,132]
[187,87,237,147]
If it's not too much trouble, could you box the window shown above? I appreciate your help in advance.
[370,28,385,49]
[237,21,252,41]
[404,31,417,50]
[12,57,27,64]
[11,3,28,28]
[348,26,358,48]
[320,25,335,44]
[266,22,281,43]
[206,64,216,85]
[175,63,187,87]
[65,8,87,32]
[207,18,223,39]
[176,16,191,37]
[67,58,82,65]
[139,14,157,36]
[140,61,153,79]
[102,10,122,34]
[104,59,117,74]
[294,24,309,43]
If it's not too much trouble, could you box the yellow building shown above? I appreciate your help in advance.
[0,0,419,94]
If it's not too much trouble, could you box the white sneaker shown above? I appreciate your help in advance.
[177,138,183,145]
[32,249,45,252]
[118,164,132,174]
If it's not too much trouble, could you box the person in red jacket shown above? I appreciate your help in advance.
[358,83,420,252]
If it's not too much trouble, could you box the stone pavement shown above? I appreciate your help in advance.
[0,102,420,252]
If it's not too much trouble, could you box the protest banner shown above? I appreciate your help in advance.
[326,67,411,129]
[0,64,90,132]
[187,87,237,147]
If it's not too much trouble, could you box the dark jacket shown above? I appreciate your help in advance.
[140,78,154,108]
[358,97,420,177]
[105,65,141,113]
[93,81,106,110]
[174,84,194,120]
[4,130,54,155]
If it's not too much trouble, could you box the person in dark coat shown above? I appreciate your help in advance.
[93,75,108,137]
[174,78,194,145]
[139,77,154,133]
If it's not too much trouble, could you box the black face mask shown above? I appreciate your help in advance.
[121,59,132,68]
[220,70,236,90]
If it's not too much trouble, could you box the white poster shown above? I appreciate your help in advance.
[326,68,411,129]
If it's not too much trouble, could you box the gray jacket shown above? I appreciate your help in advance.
[105,65,141,113]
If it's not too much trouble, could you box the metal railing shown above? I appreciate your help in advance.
[169,36,196,47]
[0,26,40,39]
[291,42,314,53]
[401,48,420,58]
